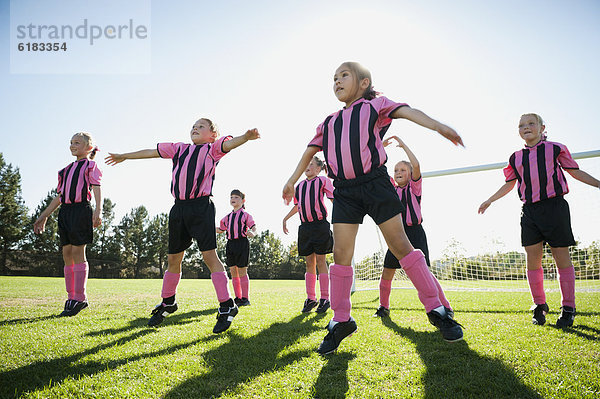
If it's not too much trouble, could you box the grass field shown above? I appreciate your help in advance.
[1,276,599,399]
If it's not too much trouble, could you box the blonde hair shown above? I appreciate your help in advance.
[200,118,219,134]
[520,113,547,140]
[339,61,379,100]
[312,156,327,174]
[72,132,98,159]
[396,160,413,176]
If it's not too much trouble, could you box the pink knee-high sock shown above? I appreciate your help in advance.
[64,264,75,300]
[161,271,181,299]
[399,250,441,313]
[211,271,231,303]
[527,268,546,305]
[557,266,576,308]
[232,277,242,298]
[432,275,451,309]
[379,278,392,309]
[305,272,317,300]
[319,273,329,300]
[330,264,353,322]
[73,262,89,302]
[240,274,250,299]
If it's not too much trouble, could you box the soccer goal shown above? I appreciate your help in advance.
[353,150,600,292]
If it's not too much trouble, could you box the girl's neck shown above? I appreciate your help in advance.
[525,137,543,147]
[344,96,364,108]
[233,205,243,212]
[305,174,317,180]
[76,155,89,161]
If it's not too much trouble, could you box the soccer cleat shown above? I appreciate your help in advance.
[373,305,390,318]
[59,299,75,317]
[530,303,549,326]
[238,297,251,307]
[234,297,242,306]
[62,300,88,317]
[302,298,318,313]
[317,317,358,355]
[316,299,330,314]
[427,308,464,342]
[556,306,576,328]
[147,302,178,327]
[445,307,454,319]
[213,304,239,333]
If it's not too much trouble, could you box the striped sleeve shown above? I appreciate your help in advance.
[87,161,102,186]
[209,135,233,161]
[321,176,334,199]
[556,143,579,169]
[503,154,517,182]
[157,142,180,159]
[245,212,256,230]
[219,214,229,231]
[308,123,324,149]
[410,177,422,196]
[371,96,409,127]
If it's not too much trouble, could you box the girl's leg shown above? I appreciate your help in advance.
[62,245,75,300]
[71,245,88,302]
[551,247,576,308]
[238,267,250,299]
[316,254,329,300]
[379,267,395,310]
[203,249,232,303]
[158,251,184,304]
[330,223,359,322]
[525,243,545,305]
[305,254,317,301]
[230,266,242,299]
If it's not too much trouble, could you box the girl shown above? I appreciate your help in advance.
[34,132,102,317]
[283,62,464,354]
[479,113,600,327]
[282,156,334,314]
[217,189,257,307]
[106,118,260,333]
[375,136,452,319]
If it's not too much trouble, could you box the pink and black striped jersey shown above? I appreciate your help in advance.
[220,208,256,240]
[293,175,334,223]
[392,177,423,226]
[157,136,232,200]
[308,96,408,181]
[503,140,579,204]
[57,159,102,204]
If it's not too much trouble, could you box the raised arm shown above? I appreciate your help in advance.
[282,206,299,235]
[105,149,159,166]
[390,106,464,147]
[33,196,61,234]
[383,136,421,179]
[478,180,516,214]
[283,146,320,204]
[222,128,260,153]
[566,169,600,189]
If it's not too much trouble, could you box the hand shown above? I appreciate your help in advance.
[282,182,294,205]
[244,128,260,141]
[283,219,289,235]
[437,124,464,147]
[246,230,255,238]
[383,136,403,148]
[33,216,47,234]
[478,200,491,214]
[105,153,126,166]
[93,210,102,228]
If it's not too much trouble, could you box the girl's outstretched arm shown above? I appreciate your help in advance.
[565,169,600,189]
[282,206,299,235]
[384,136,421,179]
[283,146,320,204]
[92,185,102,227]
[222,128,260,152]
[33,196,61,234]
[105,149,159,165]
[478,180,516,214]
[390,107,464,147]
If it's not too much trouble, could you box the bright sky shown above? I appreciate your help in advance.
[1,0,599,261]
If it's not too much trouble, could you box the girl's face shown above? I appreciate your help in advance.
[333,65,369,107]
[394,162,411,186]
[518,115,545,146]
[70,135,92,160]
[190,119,218,145]
[304,159,321,178]
[230,194,244,209]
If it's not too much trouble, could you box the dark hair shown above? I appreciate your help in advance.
[230,189,245,200]
[339,61,379,100]
[312,156,327,174]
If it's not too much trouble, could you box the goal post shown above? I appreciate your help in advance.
[352,150,600,292]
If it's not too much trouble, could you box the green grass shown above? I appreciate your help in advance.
[0,277,599,398]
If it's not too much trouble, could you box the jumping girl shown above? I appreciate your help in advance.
[106,118,259,333]
[282,156,334,314]
[374,136,452,319]
[283,62,464,354]
[217,189,257,307]
[479,113,600,327]
[34,132,102,317]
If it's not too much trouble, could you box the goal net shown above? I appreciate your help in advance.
[353,150,600,292]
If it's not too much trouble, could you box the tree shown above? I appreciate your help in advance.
[89,198,121,278]
[0,153,29,274]
[249,230,284,278]
[146,213,169,278]
[115,206,150,278]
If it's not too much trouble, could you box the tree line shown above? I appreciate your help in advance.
[0,153,311,279]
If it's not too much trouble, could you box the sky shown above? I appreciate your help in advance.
[1,0,599,261]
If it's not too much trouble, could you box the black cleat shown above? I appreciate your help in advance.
[238,297,251,307]
[556,306,576,328]
[427,308,463,342]
[316,299,330,314]
[148,303,178,327]
[234,297,242,306]
[302,298,318,313]
[59,299,75,317]
[445,307,454,319]
[373,305,390,318]
[62,300,88,317]
[317,317,357,355]
[213,304,238,333]
[530,303,549,326]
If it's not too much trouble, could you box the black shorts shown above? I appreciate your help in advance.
[298,219,333,256]
[384,224,430,268]
[226,237,250,268]
[332,166,402,225]
[58,202,93,247]
[521,196,575,247]
[169,197,217,254]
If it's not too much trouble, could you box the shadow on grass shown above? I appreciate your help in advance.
[312,351,356,398]
[0,314,59,326]
[163,313,328,399]
[381,318,542,399]
[548,323,600,341]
